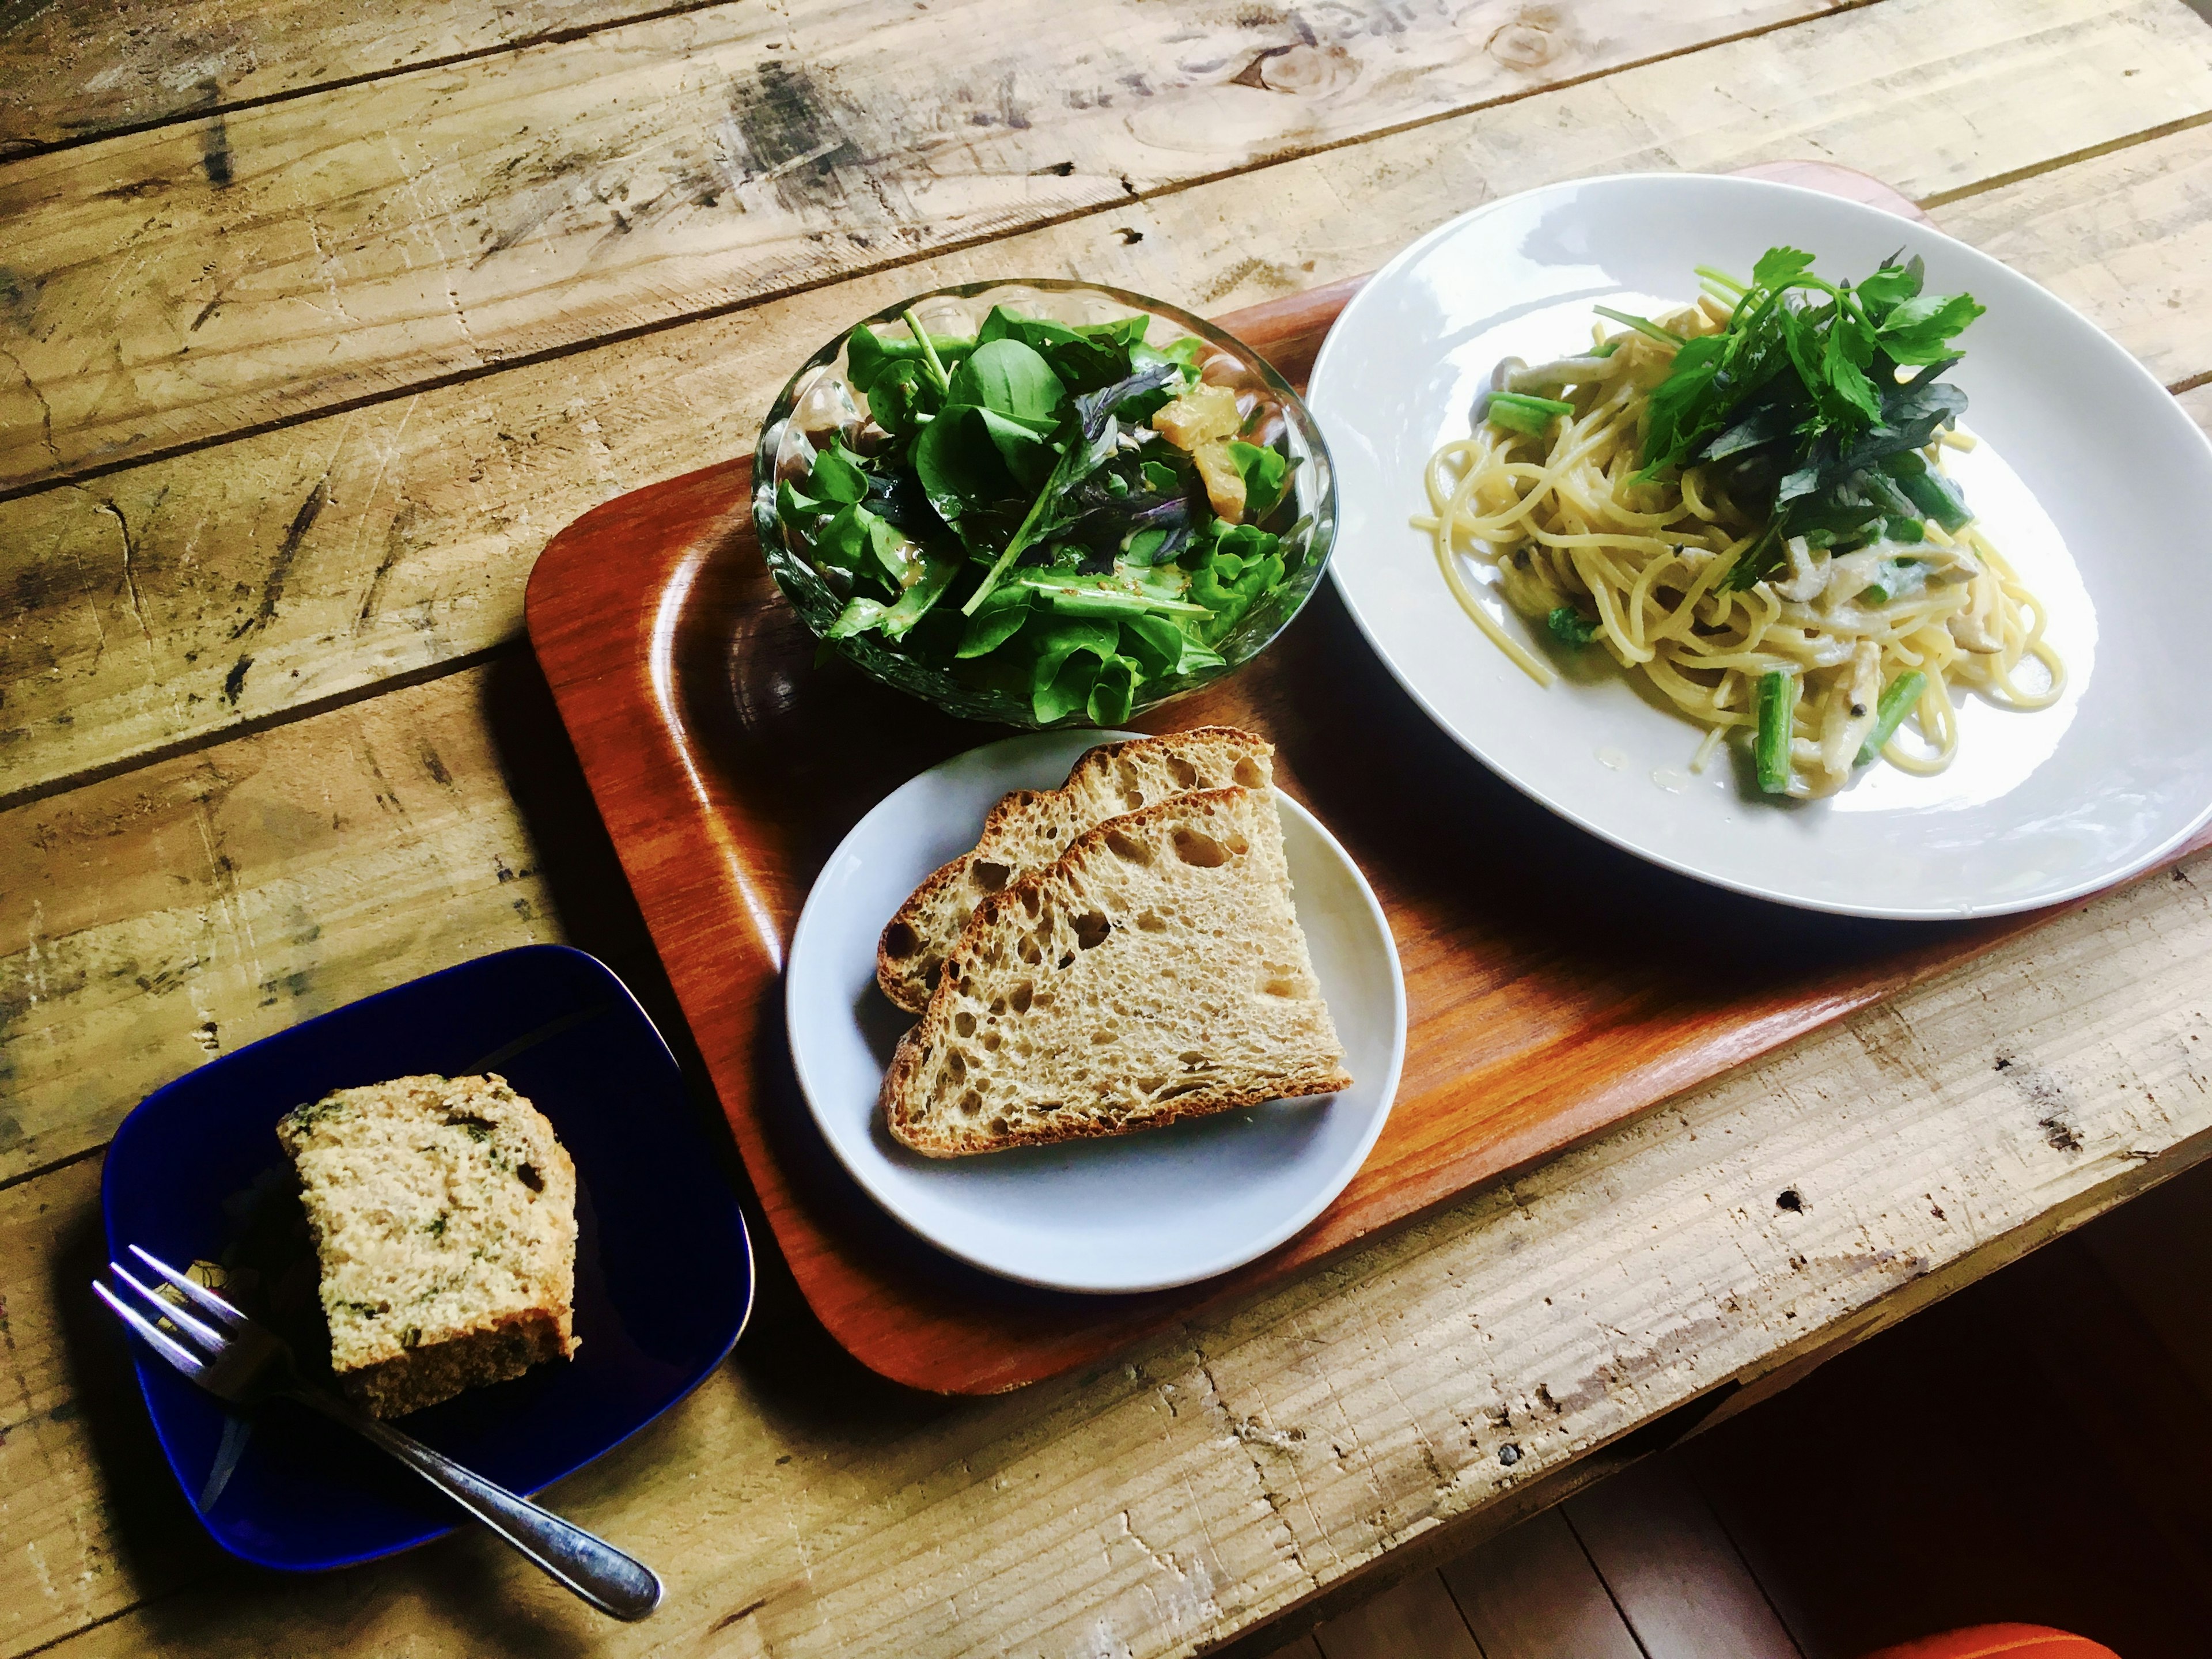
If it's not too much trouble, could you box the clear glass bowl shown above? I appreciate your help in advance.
[752,279,1337,728]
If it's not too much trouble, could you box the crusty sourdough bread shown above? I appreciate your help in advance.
[275,1072,578,1417]
[883,785,1349,1156]
[876,726,1273,1014]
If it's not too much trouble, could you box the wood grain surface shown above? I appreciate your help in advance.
[0,0,1859,493]
[0,0,710,158]
[8,0,2212,1652]
[10,0,2212,807]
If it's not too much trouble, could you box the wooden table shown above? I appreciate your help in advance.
[6,1,2212,1653]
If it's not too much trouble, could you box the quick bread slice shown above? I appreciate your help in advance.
[882,785,1350,1157]
[876,726,1274,1014]
[275,1073,579,1418]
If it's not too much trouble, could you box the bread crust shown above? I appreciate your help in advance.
[873,727,1272,1014]
[881,785,1351,1157]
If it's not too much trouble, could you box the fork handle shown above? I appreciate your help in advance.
[291,1389,662,1620]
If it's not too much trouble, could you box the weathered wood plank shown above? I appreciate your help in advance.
[0,656,667,1182]
[10,0,2210,802]
[0,0,1859,493]
[8,835,2212,1657]
[0,0,717,160]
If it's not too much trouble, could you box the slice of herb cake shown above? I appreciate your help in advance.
[276,1073,579,1417]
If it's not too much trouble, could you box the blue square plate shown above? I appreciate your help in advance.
[101,945,752,1571]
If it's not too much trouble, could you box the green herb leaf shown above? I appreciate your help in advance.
[1547,606,1599,646]
[809,436,870,505]
[1877,291,1987,365]
[913,407,1008,524]
[1118,612,1187,677]
[1752,247,1816,290]
[878,543,963,639]
[1086,655,1141,725]
[1855,255,1923,321]
[945,338,1069,426]
[1228,439,1292,518]
[955,585,1032,658]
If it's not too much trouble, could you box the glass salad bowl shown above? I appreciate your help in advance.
[752,279,1337,729]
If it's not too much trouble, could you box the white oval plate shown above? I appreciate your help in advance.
[1309,173,2212,919]
[785,732,1406,1294]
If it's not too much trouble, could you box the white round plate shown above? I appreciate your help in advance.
[1309,172,2212,919]
[785,732,1406,1294]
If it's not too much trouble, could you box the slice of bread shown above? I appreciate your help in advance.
[876,726,1275,1014]
[883,785,1350,1157]
[276,1073,579,1418]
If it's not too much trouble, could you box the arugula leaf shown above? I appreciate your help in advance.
[1228,440,1291,519]
[867,359,941,442]
[913,407,1010,524]
[877,543,963,639]
[973,406,1059,489]
[1117,612,1187,677]
[1086,655,1141,725]
[809,435,870,505]
[955,584,1032,658]
[827,595,891,639]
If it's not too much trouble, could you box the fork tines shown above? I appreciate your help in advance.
[93,1247,247,1380]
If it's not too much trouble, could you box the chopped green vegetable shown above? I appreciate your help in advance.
[1882,449,1972,532]
[1884,516,1925,544]
[1855,670,1928,766]
[1488,392,1575,437]
[1755,670,1796,795]
[1547,606,1599,646]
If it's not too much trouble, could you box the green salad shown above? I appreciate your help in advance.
[771,306,1304,725]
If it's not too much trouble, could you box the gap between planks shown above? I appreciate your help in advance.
[0,0,1883,507]
[0,0,760,164]
[4,97,2206,818]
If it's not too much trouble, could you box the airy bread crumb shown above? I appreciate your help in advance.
[884,785,1350,1156]
[876,727,1274,1014]
[276,1073,578,1418]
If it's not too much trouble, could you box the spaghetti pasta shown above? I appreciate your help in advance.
[1413,296,2064,798]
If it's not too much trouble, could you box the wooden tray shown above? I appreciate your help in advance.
[526,168,2205,1393]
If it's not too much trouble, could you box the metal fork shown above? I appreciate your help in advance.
[96,1245,662,1620]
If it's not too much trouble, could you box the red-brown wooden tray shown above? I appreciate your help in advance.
[526,169,2209,1393]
